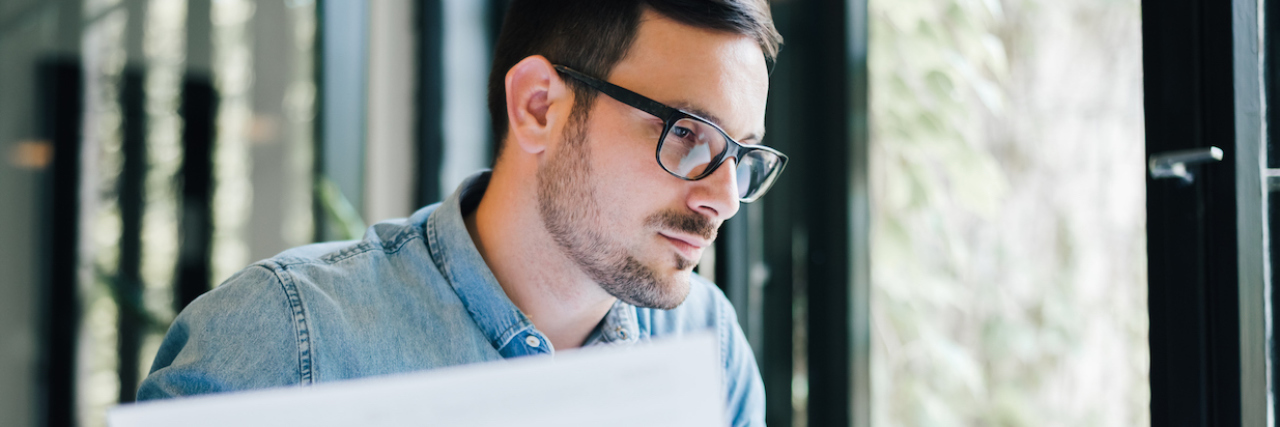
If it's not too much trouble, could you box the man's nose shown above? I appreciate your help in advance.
[686,159,741,222]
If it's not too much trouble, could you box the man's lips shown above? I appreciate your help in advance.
[659,232,711,260]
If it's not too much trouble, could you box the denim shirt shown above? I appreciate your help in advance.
[137,171,766,426]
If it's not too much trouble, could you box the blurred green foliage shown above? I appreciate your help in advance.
[868,0,1148,425]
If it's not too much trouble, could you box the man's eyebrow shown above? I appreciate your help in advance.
[670,102,723,126]
[670,101,765,143]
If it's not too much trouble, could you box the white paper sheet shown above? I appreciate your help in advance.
[108,333,725,427]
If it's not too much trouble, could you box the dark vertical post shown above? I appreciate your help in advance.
[764,0,870,425]
[37,58,82,427]
[416,0,444,206]
[1144,1,1211,423]
[117,67,146,403]
[487,0,512,159]
[313,0,327,241]
[115,0,148,403]
[716,207,758,349]
[176,76,217,310]
[488,0,511,48]
[760,5,800,423]
[1143,0,1244,424]
[177,0,216,311]
[798,0,870,426]
[1203,1,1244,416]
[759,0,872,425]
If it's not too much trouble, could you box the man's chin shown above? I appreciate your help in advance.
[674,253,697,271]
[616,271,691,310]
[642,283,691,310]
[656,269,694,309]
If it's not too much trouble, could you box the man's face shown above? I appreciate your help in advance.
[536,10,771,310]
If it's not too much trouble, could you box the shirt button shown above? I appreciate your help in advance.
[525,336,541,348]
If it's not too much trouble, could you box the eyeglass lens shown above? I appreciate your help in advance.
[658,117,782,202]
[735,150,782,202]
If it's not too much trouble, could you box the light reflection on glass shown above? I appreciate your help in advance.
[868,0,1148,425]
[283,0,316,247]
[210,0,255,286]
[137,0,187,389]
[84,0,123,20]
[78,7,128,427]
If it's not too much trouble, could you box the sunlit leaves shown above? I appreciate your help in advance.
[869,0,1147,425]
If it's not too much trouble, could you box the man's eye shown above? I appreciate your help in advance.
[671,126,694,139]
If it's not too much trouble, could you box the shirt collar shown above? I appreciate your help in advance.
[423,171,639,356]
[584,300,641,346]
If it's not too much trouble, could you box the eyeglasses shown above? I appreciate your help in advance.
[554,65,788,203]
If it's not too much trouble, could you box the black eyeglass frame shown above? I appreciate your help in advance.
[553,65,788,202]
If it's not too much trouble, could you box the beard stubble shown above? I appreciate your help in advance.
[535,111,718,310]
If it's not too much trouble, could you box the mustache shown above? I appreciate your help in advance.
[646,210,718,241]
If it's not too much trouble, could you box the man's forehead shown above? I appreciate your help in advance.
[668,101,765,143]
[607,10,770,141]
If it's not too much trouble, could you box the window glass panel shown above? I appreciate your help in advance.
[868,0,1148,425]
[67,0,318,421]
[138,0,186,391]
[79,5,128,425]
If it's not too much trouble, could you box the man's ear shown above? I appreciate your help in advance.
[505,56,570,155]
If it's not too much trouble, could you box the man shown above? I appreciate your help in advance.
[138,1,786,425]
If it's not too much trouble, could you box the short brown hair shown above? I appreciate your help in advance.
[487,0,782,160]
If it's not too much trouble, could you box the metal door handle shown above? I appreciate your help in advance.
[1149,147,1223,184]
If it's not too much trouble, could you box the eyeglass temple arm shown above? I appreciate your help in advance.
[553,65,680,121]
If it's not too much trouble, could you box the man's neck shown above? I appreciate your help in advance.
[463,167,617,351]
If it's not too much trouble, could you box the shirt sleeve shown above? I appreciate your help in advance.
[136,264,308,400]
[719,294,767,427]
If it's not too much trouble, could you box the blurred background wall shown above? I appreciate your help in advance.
[0,1,496,425]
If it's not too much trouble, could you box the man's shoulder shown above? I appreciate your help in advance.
[196,204,444,310]
[275,210,436,267]
[246,204,440,274]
